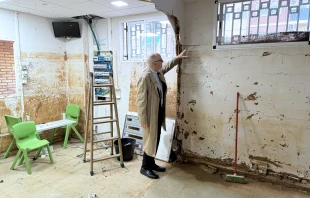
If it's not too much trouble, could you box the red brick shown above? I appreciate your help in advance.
[0,52,11,55]
[1,80,12,83]
[0,63,13,66]
[4,42,13,46]
[1,74,13,77]
[7,85,16,88]
[1,69,12,72]
[4,54,14,58]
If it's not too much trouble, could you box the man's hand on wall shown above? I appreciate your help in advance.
[142,124,148,129]
[176,49,188,59]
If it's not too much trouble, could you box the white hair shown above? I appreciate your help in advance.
[146,53,160,67]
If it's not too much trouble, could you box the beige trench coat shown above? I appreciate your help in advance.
[136,58,179,157]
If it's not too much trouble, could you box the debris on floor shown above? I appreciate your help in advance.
[288,175,301,183]
[0,180,3,183]
[199,164,217,174]
[250,159,268,175]
[88,193,98,198]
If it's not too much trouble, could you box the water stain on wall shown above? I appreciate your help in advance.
[0,98,21,134]
[246,92,257,100]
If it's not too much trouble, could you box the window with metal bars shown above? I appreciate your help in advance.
[216,0,310,46]
[122,19,175,61]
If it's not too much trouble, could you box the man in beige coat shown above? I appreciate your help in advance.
[136,50,187,179]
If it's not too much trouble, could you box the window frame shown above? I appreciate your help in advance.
[120,17,176,62]
[212,0,310,50]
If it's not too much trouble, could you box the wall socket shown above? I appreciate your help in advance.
[22,65,28,84]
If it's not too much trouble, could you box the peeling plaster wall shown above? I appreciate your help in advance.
[0,9,21,153]
[154,0,310,178]
[66,20,89,135]
[89,12,177,135]
[111,12,178,133]
[0,9,88,153]
[18,13,67,141]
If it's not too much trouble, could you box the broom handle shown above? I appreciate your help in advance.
[234,92,240,174]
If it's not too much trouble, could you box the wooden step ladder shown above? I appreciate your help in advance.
[83,72,124,176]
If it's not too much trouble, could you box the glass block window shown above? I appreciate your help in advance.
[122,19,175,61]
[217,0,310,45]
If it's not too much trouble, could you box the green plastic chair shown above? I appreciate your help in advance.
[3,115,46,159]
[10,121,53,175]
[50,104,84,148]
[3,115,21,159]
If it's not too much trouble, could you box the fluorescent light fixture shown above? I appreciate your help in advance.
[111,1,128,7]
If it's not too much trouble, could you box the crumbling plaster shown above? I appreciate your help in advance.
[153,0,310,179]
[88,12,178,136]
[0,9,88,153]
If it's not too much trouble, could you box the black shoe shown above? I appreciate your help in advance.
[140,167,159,179]
[152,164,166,172]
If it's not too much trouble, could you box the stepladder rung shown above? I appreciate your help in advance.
[93,101,115,106]
[93,131,112,135]
[85,71,124,175]
[93,116,111,120]
[93,119,117,124]
[93,136,119,143]
[94,154,121,162]
[85,146,111,152]
[93,84,113,87]
[84,154,121,162]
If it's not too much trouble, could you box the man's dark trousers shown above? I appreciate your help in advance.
[142,104,164,169]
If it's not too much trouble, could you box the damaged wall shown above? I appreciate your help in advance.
[66,21,89,136]
[155,0,310,179]
[89,12,178,135]
[0,9,87,154]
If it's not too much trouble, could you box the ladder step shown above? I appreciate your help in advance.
[93,154,121,162]
[93,136,119,143]
[93,131,112,135]
[84,154,121,162]
[85,146,111,152]
[93,116,111,120]
[93,101,115,106]
[93,84,113,87]
[94,119,117,124]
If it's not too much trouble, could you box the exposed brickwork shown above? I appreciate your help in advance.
[0,40,16,95]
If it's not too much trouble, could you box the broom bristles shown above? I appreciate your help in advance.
[225,174,246,184]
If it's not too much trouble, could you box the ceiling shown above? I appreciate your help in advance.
[0,0,157,19]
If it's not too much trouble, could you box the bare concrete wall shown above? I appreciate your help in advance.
[154,0,310,179]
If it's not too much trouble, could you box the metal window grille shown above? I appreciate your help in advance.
[123,19,175,61]
[217,0,310,45]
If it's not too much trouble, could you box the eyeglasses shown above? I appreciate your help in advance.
[154,59,163,63]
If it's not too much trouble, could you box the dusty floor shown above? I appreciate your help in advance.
[0,139,309,198]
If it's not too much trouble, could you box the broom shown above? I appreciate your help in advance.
[225,92,246,184]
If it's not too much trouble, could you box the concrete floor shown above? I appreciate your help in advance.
[0,139,309,198]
